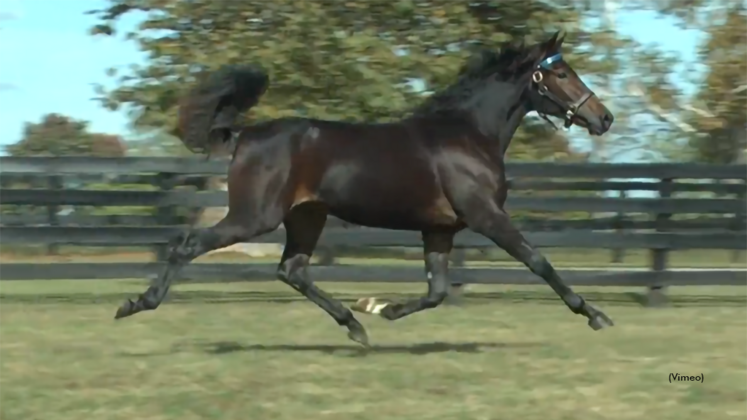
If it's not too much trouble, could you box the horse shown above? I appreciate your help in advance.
[194,175,285,258]
[114,31,615,346]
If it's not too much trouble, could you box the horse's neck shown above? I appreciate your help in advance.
[468,80,531,157]
[496,95,531,156]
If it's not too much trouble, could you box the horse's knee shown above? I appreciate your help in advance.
[526,251,551,277]
[276,264,291,282]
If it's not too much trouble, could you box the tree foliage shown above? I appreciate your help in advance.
[125,130,192,157]
[624,0,746,163]
[88,0,650,161]
[5,113,127,157]
[687,4,746,163]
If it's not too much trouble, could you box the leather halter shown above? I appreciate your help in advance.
[532,53,594,130]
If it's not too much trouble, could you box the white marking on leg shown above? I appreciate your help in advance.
[305,126,320,139]
[426,271,433,280]
[368,301,389,315]
[352,297,389,315]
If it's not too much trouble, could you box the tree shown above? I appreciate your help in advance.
[621,0,746,163]
[2,114,128,256]
[88,0,659,161]
[685,4,746,164]
[5,113,126,157]
[125,129,192,157]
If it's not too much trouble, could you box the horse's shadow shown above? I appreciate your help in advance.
[201,340,542,356]
[124,340,544,358]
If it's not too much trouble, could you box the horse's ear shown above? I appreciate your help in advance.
[521,43,548,69]
[547,30,565,52]
[520,31,564,69]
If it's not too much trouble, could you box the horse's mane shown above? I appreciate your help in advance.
[412,41,535,116]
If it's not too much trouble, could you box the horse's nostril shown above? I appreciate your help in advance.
[602,112,614,128]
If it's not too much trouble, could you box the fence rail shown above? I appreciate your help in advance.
[3,189,746,213]
[2,157,745,178]
[1,157,745,306]
[2,226,745,250]
[1,213,742,231]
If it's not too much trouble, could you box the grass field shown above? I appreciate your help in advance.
[1,280,746,420]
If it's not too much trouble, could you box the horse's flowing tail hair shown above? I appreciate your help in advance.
[176,64,269,154]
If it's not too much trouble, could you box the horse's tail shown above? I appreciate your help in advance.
[175,64,269,154]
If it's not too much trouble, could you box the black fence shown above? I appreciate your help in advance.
[1,157,745,305]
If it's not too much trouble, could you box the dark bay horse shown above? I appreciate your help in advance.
[115,32,615,346]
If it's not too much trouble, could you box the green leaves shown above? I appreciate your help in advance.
[88,0,640,161]
[5,114,127,157]
[619,0,746,163]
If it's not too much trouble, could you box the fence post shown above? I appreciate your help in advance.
[611,188,626,263]
[184,175,208,227]
[445,248,467,305]
[153,172,177,262]
[46,175,63,256]
[647,177,673,307]
[315,246,336,266]
[315,218,337,266]
[731,181,746,263]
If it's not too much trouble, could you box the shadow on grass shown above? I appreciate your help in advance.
[123,339,543,358]
[206,340,541,356]
[3,289,746,307]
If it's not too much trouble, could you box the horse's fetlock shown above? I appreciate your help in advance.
[564,293,585,314]
[424,290,448,309]
[138,292,160,311]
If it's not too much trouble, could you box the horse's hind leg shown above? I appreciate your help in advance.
[276,204,369,346]
[466,204,614,330]
[351,230,454,321]
[114,213,276,319]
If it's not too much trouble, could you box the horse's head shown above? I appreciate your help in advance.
[520,32,614,136]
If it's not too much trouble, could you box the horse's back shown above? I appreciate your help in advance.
[231,117,490,230]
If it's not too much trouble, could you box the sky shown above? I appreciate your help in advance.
[0,1,704,159]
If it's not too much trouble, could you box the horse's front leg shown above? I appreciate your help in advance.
[463,199,613,330]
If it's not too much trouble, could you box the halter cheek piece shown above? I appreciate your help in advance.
[532,53,594,130]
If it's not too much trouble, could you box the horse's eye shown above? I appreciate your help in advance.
[557,72,568,79]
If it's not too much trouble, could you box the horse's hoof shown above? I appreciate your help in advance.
[346,321,370,348]
[114,299,136,320]
[587,307,614,331]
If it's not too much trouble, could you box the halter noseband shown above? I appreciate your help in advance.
[532,53,594,130]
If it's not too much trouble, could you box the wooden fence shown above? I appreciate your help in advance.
[1,157,745,305]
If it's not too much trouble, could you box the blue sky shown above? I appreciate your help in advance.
[0,1,704,157]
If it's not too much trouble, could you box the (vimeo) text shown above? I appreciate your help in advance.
[669,373,704,383]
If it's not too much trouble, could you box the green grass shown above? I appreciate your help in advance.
[1,280,746,420]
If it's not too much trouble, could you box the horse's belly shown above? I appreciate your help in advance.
[322,179,458,230]
[327,205,431,230]
[316,156,458,230]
